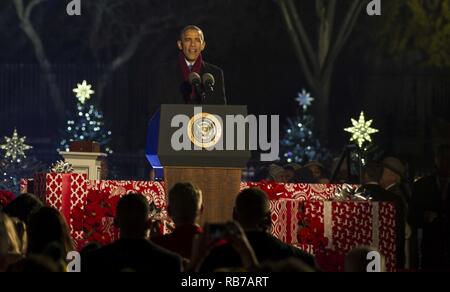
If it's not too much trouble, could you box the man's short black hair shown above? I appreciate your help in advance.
[234,188,270,230]
[168,182,202,224]
[179,25,204,41]
[115,193,149,232]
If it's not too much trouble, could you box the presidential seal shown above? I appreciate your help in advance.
[187,112,222,148]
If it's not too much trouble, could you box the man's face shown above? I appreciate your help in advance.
[380,168,399,188]
[177,29,206,62]
[308,165,322,179]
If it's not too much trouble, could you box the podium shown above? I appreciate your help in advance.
[59,151,107,181]
[146,105,251,224]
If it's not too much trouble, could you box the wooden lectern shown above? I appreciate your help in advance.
[146,105,251,224]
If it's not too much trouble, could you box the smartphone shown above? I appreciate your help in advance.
[205,223,228,241]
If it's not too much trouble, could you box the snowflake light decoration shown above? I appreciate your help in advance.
[344,112,379,148]
[295,89,315,110]
[73,80,95,104]
[0,129,33,161]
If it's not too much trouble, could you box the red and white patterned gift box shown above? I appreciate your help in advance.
[32,175,396,271]
[299,200,396,272]
[33,173,88,245]
[80,180,172,248]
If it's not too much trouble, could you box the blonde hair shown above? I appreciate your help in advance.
[0,213,26,255]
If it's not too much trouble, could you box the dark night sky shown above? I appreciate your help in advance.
[1,0,449,175]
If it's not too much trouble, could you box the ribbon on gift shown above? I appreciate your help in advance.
[61,174,72,225]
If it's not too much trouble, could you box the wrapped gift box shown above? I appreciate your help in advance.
[77,180,172,249]
[34,173,88,245]
[31,174,397,270]
[299,200,396,272]
[241,181,345,201]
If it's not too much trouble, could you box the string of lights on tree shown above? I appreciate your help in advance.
[280,89,331,165]
[58,80,113,154]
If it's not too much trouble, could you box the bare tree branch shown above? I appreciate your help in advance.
[285,0,319,75]
[276,0,317,91]
[96,14,174,105]
[325,0,365,75]
[24,0,44,20]
[277,0,364,136]
[13,0,65,121]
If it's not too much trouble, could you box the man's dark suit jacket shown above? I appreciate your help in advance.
[411,175,450,269]
[149,60,226,116]
[82,238,182,272]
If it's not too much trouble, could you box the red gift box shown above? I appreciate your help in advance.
[77,180,172,248]
[241,182,343,201]
[299,200,396,272]
[34,173,88,244]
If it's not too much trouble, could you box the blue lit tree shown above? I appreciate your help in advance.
[58,81,113,154]
[280,89,331,165]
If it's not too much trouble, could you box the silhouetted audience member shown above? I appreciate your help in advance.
[345,246,386,272]
[188,221,259,272]
[259,257,316,272]
[283,164,298,183]
[152,183,203,260]
[359,162,406,269]
[4,193,43,225]
[292,167,315,183]
[380,157,410,211]
[411,145,450,270]
[305,161,329,183]
[331,157,349,183]
[84,193,182,272]
[199,188,316,271]
[253,166,270,182]
[27,207,74,260]
[267,164,286,182]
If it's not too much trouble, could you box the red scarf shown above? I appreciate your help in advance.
[178,52,204,101]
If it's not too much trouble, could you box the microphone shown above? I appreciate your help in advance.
[202,73,215,92]
[188,72,205,102]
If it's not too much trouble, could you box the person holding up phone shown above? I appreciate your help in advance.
[196,188,317,272]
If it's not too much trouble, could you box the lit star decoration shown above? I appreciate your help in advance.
[295,89,315,110]
[0,129,33,161]
[73,80,95,104]
[344,112,379,148]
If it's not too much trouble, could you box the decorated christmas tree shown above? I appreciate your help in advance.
[280,89,331,165]
[58,81,113,154]
[0,129,45,193]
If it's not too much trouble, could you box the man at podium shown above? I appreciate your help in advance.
[150,25,226,114]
